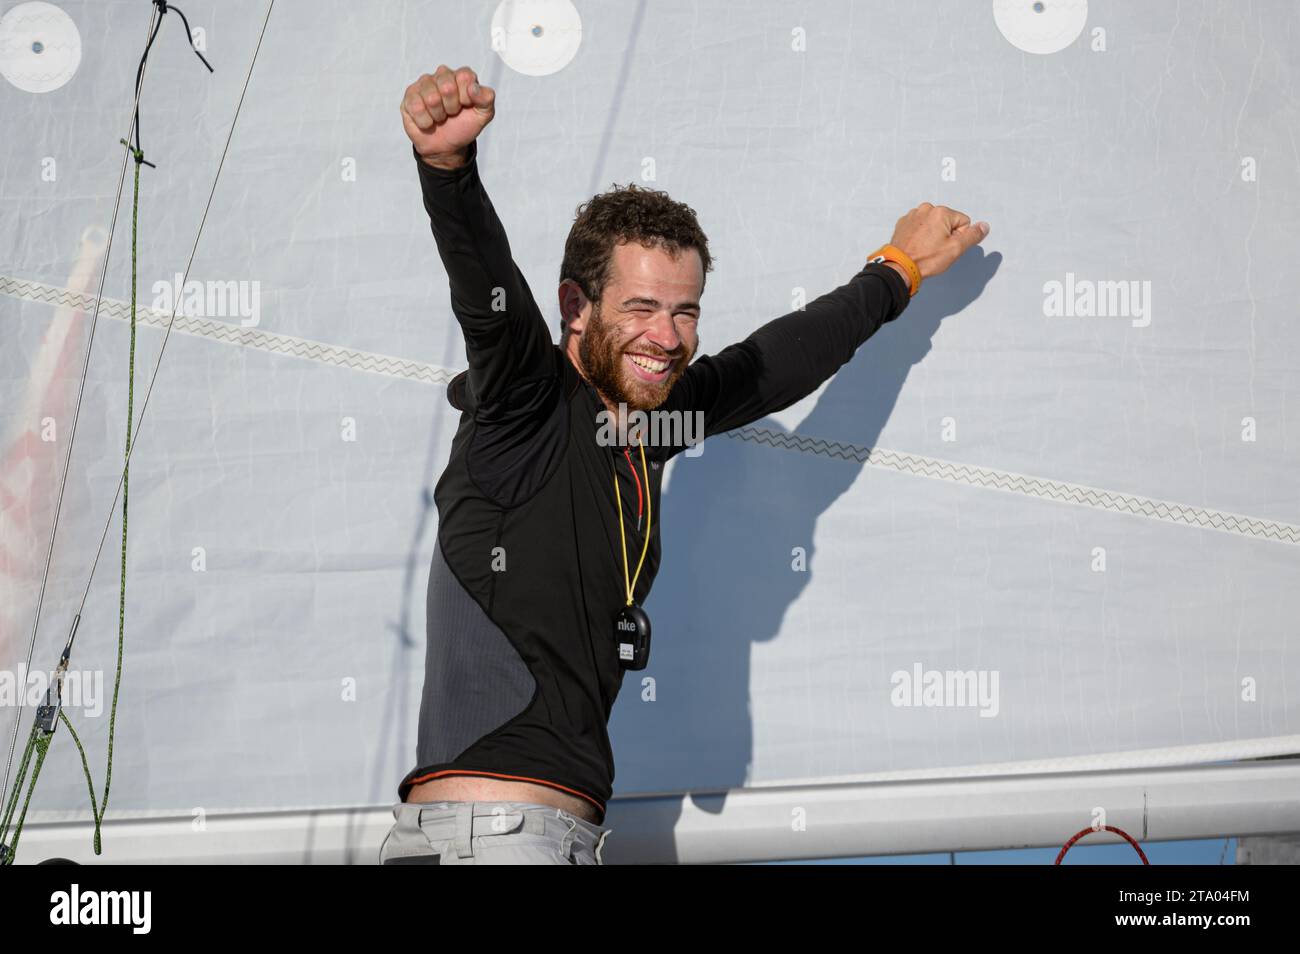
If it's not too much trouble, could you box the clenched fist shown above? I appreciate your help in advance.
[401,65,496,170]
[890,204,989,281]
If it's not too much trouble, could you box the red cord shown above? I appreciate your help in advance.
[1055,825,1149,864]
[622,447,643,520]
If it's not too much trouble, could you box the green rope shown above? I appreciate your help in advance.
[0,143,144,864]
[94,137,142,850]
[4,734,52,855]
[0,720,41,851]
[1,137,144,867]
[33,139,144,857]
[58,711,102,839]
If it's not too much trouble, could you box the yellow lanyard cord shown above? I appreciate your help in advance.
[612,439,653,607]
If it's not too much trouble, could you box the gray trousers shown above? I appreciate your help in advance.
[380,800,612,865]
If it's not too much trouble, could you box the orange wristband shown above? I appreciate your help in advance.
[866,244,921,298]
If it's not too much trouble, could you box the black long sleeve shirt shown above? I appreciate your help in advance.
[398,139,911,822]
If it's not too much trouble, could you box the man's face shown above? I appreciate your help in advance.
[569,241,702,412]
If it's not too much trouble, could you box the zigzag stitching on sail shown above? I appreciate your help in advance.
[729,425,1300,545]
[0,275,457,386]
[6,274,1296,545]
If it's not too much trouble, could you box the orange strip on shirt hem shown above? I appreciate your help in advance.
[405,769,605,814]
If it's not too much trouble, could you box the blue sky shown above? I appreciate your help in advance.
[755,838,1234,864]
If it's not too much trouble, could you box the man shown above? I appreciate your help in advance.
[379,65,989,865]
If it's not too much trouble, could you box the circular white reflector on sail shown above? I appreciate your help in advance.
[491,0,582,77]
[0,1,81,93]
[993,0,1088,55]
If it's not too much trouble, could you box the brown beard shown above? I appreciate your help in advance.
[578,299,692,412]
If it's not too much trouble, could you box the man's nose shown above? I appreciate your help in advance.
[643,311,682,353]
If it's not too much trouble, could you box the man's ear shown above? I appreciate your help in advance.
[557,279,590,337]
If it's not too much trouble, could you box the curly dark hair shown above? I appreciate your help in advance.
[559,183,713,332]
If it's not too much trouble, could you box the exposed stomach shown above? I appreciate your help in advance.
[406,774,600,824]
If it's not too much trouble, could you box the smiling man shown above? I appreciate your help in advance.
[380,64,988,865]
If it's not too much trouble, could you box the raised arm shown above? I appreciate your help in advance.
[401,66,553,410]
[662,206,989,445]
[663,261,911,440]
